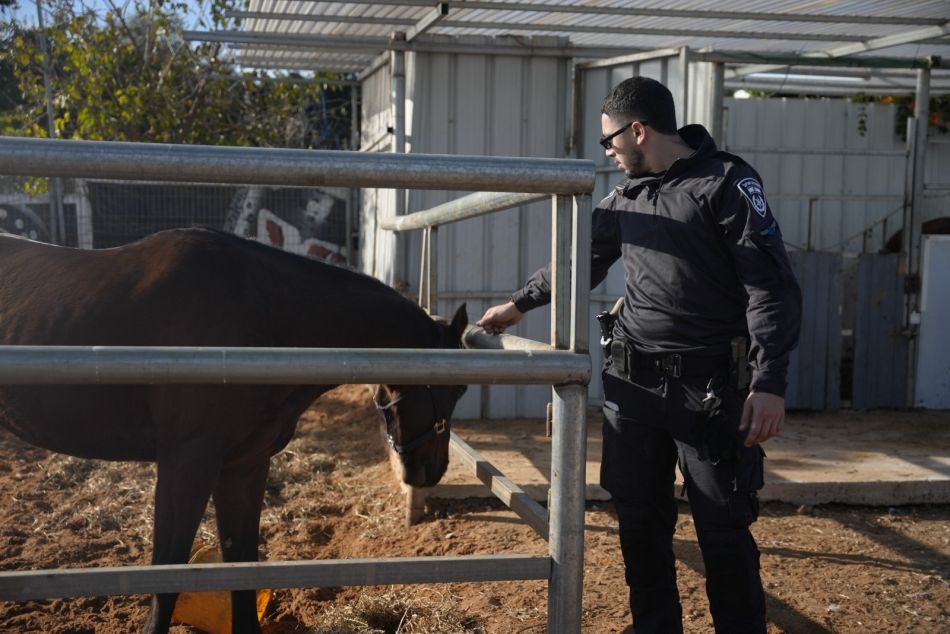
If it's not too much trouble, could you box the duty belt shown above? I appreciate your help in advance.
[609,339,729,380]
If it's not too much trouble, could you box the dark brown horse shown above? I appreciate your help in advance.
[0,228,468,633]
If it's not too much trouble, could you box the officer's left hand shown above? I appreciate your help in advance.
[739,392,785,446]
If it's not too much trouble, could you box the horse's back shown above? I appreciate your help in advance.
[0,229,287,460]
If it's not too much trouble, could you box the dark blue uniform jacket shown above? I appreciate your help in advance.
[511,124,803,397]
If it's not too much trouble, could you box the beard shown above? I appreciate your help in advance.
[623,145,649,178]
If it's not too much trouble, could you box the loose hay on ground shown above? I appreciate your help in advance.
[307,588,477,634]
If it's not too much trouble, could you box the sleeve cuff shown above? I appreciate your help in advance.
[750,373,787,398]
[509,290,546,313]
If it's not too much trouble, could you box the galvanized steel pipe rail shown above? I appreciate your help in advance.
[380,191,549,231]
[0,136,595,195]
[0,346,591,386]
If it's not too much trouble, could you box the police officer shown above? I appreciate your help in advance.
[477,76,802,633]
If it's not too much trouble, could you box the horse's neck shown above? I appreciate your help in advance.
[355,300,440,350]
[285,279,439,350]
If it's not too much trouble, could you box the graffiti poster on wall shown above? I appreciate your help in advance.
[225,186,349,266]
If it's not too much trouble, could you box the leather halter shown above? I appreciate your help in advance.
[373,385,448,455]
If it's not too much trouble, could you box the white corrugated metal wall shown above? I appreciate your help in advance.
[359,64,398,286]
[404,46,570,419]
[722,97,908,254]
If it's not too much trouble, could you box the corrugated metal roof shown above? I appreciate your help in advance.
[184,0,950,93]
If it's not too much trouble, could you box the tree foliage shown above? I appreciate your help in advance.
[0,0,353,152]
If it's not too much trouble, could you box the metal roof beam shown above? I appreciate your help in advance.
[187,30,390,53]
[695,50,937,70]
[186,30,637,59]
[725,81,950,97]
[270,0,944,27]
[229,11,870,43]
[232,11,417,27]
[221,70,362,85]
[235,59,370,72]
[575,47,683,70]
[728,21,950,78]
[406,2,449,42]
[446,19,865,42]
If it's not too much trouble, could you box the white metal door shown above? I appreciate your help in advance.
[915,235,950,408]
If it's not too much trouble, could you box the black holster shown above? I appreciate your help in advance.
[729,336,751,392]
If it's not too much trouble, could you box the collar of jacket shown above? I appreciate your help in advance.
[619,124,717,198]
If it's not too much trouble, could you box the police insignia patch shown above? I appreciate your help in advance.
[737,177,768,218]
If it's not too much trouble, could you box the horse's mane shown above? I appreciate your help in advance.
[154,227,443,347]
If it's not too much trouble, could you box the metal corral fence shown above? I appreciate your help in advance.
[0,136,595,633]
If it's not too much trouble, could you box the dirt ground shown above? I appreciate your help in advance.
[1,385,948,633]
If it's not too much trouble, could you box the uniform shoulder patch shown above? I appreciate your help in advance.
[737,177,768,218]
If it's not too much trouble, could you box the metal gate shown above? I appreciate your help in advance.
[852,253,908,409]
[0,136,595,633]
[786,252,842,410]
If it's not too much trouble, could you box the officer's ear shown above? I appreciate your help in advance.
[632,121,648,144]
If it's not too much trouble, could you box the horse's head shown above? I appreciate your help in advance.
[373,305,468,487]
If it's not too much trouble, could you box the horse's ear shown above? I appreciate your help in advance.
[449,303,468,343]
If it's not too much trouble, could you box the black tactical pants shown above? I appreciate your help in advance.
[600,365,767,634]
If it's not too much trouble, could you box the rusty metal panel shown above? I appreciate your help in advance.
[786,252,842,409]
[851,253,907,408]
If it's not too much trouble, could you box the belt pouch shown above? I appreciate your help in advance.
[609,339,635,381]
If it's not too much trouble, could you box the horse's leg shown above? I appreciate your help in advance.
[142,443,223,634]
[212,457,271,634]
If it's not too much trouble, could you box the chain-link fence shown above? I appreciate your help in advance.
[0,179,356,267]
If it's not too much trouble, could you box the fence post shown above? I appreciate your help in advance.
[571,194,591,353]
[551,195,572,349]
[548,382,588,633]
[547,192,590,633]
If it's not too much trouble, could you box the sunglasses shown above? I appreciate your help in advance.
[599,120,648,150]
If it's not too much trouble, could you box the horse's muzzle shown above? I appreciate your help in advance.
[404,460,447,487]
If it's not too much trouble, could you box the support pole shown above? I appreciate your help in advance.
[347,84,359,267]
[551,195,572,350]
[418,226,429,307]
[707,61,725,142]
[547,382,588,633]
[428,225,439,313]
[391,33,409,289]
[902,65,931,406]
[678,47,690,128]
[571,194,592,354]
[35,0,66,245]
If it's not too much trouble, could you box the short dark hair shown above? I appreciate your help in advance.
[601,77,678,135]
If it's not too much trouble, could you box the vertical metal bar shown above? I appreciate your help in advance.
[391,34,408,287]
[551,195,572,350]
[707,61,725,142]
[347,85,359,267]
[76,181,93,249]
[807,198,817,251]
[418,226,429,307]
[350,83,360,151]
[678,46,690,128]
[547,382,588,634]
[570,61,582,156]
[571,195,592,354]
[902,66,930,406]
[429,225,439,314]
[347,188,357,268]
[35,0,65,245]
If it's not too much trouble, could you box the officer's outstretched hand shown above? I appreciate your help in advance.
[739,392,785,446]
[476,301,524,335]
